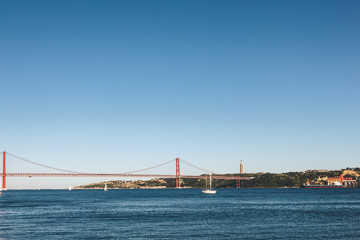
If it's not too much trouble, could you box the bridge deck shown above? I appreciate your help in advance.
[2,173,252,180]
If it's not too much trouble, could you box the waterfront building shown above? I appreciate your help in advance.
[327,174,343,185]
[342,178,358,187]
[327,174,358,187]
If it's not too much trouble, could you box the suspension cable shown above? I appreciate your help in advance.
[7,153,175,175]
[121,159,174,174]
[179,158,213,174]
[6,152,84,174]
[6,153,209,176]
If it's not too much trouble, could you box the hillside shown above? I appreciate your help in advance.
[75,168,360,189]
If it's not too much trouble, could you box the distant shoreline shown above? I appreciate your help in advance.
[3,187,307,190]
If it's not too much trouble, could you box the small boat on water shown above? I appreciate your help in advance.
[104,184,108,191]
[202,172,216,194]
[69,185,72,191]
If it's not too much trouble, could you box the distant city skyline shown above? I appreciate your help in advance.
[1,0,359,188]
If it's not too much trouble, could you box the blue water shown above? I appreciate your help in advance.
[0,188,359,239]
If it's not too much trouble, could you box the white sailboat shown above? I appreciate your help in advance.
[104,184,108,191]
[202,172,216,194]
[68,185,72,191]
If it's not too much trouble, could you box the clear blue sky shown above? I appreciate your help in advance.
[1,1,359,188]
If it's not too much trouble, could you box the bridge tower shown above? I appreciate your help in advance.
[2,151,6,190]
[176,158,181,188]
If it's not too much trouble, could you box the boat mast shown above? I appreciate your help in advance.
[205,174,208,190]
[210,172,212,190]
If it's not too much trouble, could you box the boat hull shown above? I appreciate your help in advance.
[202,189,217,194]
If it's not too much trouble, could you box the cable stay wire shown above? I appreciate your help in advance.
[179,158,214,174]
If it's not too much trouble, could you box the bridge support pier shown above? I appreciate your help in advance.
[236,178,241,188]
[2,151,6,190]
[176,158,181,188]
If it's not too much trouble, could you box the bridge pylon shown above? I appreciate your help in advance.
[2,151,6,190]
[176,158,181,188]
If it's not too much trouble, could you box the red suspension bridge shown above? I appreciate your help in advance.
[0,151,252,189]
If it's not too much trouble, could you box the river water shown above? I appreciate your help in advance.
[0,188,359,239]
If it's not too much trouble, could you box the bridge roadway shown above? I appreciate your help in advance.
[2,173,252,180]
